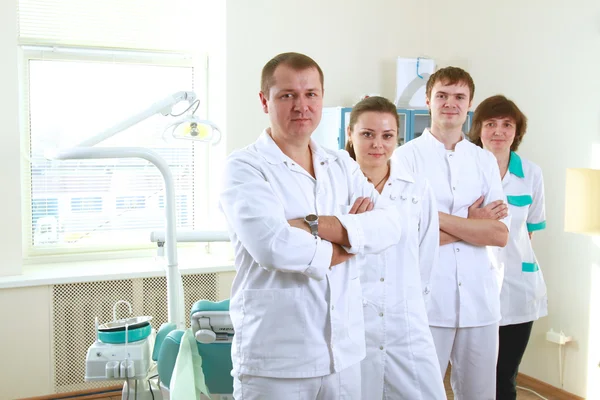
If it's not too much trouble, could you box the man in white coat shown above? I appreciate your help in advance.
[220,52,403,400]
[394,67,510,400]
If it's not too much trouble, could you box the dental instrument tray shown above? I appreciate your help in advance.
[98,323,152,344]
[95,300,154,344]
[98,316,153,332]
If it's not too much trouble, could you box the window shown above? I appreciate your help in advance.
[18,0,223,259]
[71,197,103,213]
[159,194,190,225]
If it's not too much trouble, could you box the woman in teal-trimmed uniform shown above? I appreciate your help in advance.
[469,95,547,400]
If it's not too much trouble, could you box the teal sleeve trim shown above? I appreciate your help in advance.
[527,221,547,232]
[522,262,539,272]
[507,194,532,207]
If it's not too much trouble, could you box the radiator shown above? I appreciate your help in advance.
[50,272,223,393]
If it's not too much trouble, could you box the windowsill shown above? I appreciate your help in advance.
[0,248,236,289]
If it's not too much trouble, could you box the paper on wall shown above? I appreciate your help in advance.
[394,57,435,108]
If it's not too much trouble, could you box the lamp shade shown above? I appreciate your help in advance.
[565,168,600,235]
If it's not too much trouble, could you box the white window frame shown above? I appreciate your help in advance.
[20,46,212,262]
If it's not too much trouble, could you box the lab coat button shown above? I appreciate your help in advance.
[452,186,456,191]
[379,346,384,350]
[379,312,384,317]
[390,194,397,200]
[400,195,407,200]
[412,197,419,204]
[320,161,325,165]
[424,287,430,295]
[380,277,385,282]
[459,282,462,286]
[331,305,335,310]
[456,248,460,252]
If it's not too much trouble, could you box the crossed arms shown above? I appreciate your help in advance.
[439,196,509,247]
[288,197,375,267]
[220,157,401,280]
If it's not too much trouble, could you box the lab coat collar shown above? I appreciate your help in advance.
[508,151,525,178]
[422,128,468,152]
[256,129,337,165]
[389,157,415,183]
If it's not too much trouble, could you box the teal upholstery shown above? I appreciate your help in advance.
[197,339,233,394]
[153,322,177,362]
[155,299,233,394]
[157,330,185,389]
[191,299,230,314]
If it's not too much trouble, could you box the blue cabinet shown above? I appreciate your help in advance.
[313,107,473,150]
[408,109,473,142]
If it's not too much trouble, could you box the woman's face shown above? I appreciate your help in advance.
[480,117,516,154]
[348,111,398,169]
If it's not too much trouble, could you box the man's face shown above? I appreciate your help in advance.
[426,80,472,131]
[259,65,323,141]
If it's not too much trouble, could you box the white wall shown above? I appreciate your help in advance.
[0,286,52,399]
[0,0,23,276]
[225,0,600,397]
[226,0,428,152]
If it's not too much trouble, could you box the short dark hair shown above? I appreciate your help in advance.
[260,52,324,98]
[468,95,528,151]
[345,96,399,160]
[426,66,475,101]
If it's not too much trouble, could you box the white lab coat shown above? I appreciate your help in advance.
[394,129,510,328]
[219,131,402,379]
[359,158,446,400]
[498,152,547,326]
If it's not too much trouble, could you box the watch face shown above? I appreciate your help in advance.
[305,214,318,222]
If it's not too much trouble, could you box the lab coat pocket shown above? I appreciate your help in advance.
[522,268,547,301]
[241,288,306,362]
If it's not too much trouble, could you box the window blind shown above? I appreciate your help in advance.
[18,0,204,52]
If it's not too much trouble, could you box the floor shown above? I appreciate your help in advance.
[443,370,549,400]
[91,378,551,400]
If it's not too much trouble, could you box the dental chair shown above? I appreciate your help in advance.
[154,299,234,400]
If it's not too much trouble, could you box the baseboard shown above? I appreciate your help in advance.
[18,385,122,400]
[517,373,585,400]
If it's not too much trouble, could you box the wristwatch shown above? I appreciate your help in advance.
[304,214,319,237]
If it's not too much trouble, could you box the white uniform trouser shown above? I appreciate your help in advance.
[232,363,361,400]
[429,324,499,400]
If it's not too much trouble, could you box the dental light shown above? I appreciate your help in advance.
[162,95,222,143]
[46,91,222,329]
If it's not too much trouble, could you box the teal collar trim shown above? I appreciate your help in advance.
[507,195,532,207]
[508,151,524,178]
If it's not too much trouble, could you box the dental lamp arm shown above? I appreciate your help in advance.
[75,91,197,147]
[50,146,185,328]
[46,91,218,330]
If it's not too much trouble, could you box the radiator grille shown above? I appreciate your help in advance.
[51,272,220,393]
